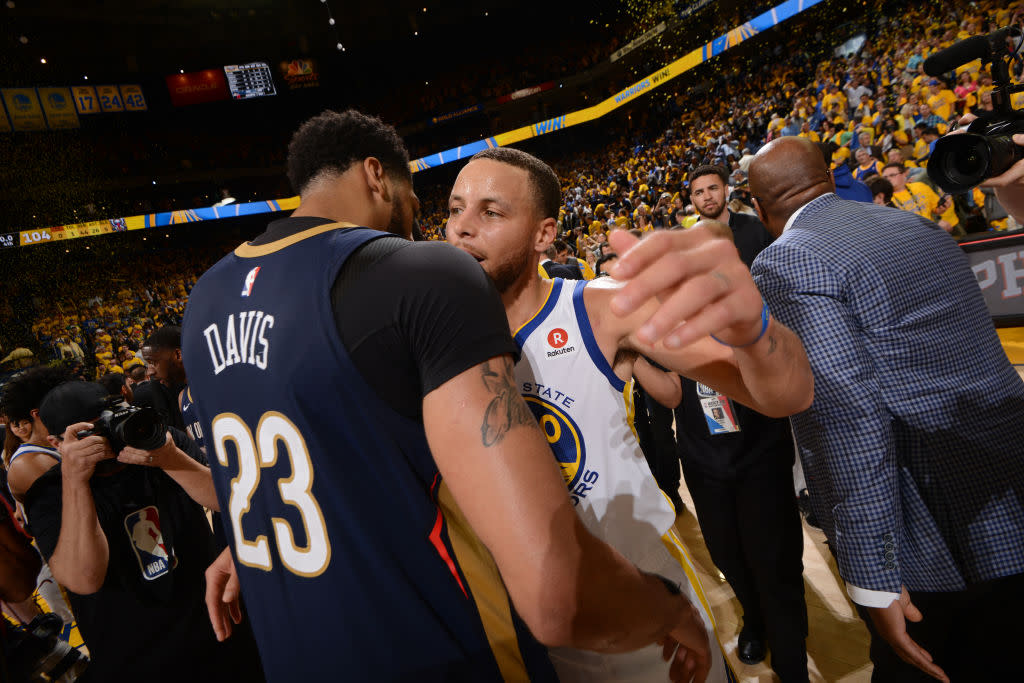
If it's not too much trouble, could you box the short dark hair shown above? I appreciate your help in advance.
[145,325,181,351]
[286,109,411,195]
[866,176,895,203]
[689,165,729,185]
[127,365,148,382]
[99,372,127,396]
[551,239,569,252]
[596,253,618,274]
[883,162,906,174]
[470,147,561,220]
[0,366,71,424]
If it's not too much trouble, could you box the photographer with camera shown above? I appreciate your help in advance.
[926,25,1024,227]
[953,115,1024,225]
[24,381,262,682]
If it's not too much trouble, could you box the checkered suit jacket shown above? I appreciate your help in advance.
[752,193,1024,594]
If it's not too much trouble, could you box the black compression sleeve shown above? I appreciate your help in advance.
[332,239,517,418]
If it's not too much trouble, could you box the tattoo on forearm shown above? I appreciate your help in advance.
[480,358,535,446]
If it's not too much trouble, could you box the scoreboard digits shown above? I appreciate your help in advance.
[224,62,277,100]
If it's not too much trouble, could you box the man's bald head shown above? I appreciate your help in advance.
[749,137,834,237]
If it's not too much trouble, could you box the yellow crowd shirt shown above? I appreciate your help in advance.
[927,89,957,120]
[892,181,958,227]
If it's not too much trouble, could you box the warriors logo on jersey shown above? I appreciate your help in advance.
[523,395,598,505]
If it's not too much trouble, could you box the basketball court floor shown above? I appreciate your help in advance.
[673,481,873,682]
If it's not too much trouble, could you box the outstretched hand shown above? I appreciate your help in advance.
[606,227,765,349]
[117,431,177,468]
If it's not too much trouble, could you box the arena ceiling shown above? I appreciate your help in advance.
[2,0,632,87]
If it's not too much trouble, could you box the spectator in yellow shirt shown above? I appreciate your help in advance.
[821,84,847,114]
[926,79,958,120]
[881,162,958,233]
[797,121,820,142]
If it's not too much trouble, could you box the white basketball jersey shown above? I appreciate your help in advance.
[514,278,731,683]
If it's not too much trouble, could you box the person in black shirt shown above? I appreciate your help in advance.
[688,165,773,265]
[672,218,808,681]
[136,327,186,431]
[26,381,263,683]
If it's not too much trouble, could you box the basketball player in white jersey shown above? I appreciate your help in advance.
[447,148,814,683]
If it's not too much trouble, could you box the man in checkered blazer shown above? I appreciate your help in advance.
[748,137,1024,682]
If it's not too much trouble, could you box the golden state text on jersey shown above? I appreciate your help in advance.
[521,384,600,506]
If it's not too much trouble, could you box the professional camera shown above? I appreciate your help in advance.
[926,26,1024,193]
[76,396,167,452]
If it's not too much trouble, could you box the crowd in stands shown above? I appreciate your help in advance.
[3,244,234,380]
[416,0,1023,250]
[0,0,790,234]
[5,0,1023,379]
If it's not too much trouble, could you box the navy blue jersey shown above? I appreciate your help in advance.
[179,386,206,453]
[182,222,555,682]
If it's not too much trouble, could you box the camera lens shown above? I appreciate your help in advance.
[930,133,992,194]
[956,150,984,178]
[116,408,167,450]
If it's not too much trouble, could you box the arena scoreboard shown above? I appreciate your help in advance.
[223,62,277,99]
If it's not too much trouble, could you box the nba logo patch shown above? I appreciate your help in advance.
[241,266,261,297]
[124,506,173,581]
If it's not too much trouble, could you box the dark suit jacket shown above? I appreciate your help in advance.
[542,260,583,280]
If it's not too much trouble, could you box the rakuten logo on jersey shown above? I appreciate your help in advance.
[546,328,576,357]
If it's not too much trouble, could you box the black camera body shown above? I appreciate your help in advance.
[926,26,1024,193]
[76,398,167,452]
[930,112,1024,194]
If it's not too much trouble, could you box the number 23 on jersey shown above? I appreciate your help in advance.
[211,411,331,577]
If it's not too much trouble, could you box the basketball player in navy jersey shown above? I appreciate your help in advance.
[445,147,814,682]
[184,110,719,683]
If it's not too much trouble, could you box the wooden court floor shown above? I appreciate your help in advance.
[673,480,873,682]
